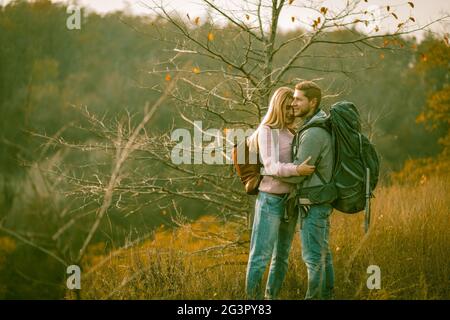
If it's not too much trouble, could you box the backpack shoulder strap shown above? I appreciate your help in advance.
[301,121,331,135]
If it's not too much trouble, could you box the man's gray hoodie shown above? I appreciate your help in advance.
[279,109,333,188]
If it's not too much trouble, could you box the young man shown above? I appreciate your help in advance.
[279,81,335,300]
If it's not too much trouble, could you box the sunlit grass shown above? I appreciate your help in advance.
[76,174,449,300]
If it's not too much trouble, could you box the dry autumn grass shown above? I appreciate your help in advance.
[71,174,449,300]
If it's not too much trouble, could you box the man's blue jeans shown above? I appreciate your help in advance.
[245,191,298,299]
[300,203,334,300]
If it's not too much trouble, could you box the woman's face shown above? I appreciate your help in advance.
[283,98,295,126]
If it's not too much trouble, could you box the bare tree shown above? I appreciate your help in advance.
[122,0,445,228]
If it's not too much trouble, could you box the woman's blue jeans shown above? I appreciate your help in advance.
[245,191,298,300]
[300,204,334,300]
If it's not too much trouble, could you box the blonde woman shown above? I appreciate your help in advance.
[245,87,315,300]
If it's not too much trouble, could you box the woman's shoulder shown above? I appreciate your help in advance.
[260,125,293,134]
[260,124,277,131]
[259,125,271,134]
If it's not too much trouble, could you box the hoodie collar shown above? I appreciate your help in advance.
[304,108,324,125]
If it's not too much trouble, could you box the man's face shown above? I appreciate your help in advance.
[283,100,295,125]
[292,89,316,118]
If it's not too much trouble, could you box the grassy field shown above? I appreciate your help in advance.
[74,174,449,300]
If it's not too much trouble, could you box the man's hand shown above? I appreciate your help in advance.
[296,156,315,176]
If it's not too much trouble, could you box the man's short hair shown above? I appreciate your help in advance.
[295,81,322,109]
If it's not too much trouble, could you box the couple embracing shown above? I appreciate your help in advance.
[245,81,334,300]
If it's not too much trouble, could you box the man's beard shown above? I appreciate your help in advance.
[296,109,310,117]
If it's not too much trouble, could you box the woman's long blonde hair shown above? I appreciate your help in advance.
[247,87,294,152]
